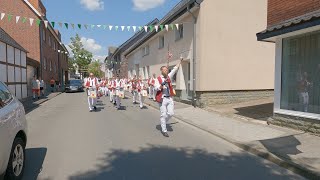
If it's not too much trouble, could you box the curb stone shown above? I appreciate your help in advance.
[125,93,320,180]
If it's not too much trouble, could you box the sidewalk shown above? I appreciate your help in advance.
[126,92,320,179]
[20,92,63,114]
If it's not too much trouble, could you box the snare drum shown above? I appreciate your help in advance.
[142,90,148,97]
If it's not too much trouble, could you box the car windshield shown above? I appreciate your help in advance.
[68,80,82,86]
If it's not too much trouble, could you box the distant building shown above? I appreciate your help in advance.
[0,27,28,99]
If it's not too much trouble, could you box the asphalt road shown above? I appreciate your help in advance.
[23,92,305,180]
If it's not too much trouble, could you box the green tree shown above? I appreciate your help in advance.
[88,60,104,78]
[68,57,76,74]
[68,34,93,76]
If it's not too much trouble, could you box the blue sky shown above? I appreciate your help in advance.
[41,0,181,61]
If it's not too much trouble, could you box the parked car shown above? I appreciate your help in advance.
[0,81,27,180]
[65,79,84,93]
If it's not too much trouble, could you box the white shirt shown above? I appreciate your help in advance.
[154,66,178,94]
[86,78,97,88]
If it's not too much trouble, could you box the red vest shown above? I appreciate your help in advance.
[85,78,98,87]
[156,76,174,103]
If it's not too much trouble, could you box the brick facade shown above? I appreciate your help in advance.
[267,0,320,27]
[0,0,68,91]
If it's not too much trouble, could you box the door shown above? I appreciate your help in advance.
[0,82,15,174]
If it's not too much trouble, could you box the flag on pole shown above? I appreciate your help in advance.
[29,18,34,26]
[16,16,20,23]
[0,13,5,20]
[109,25,113,31]
[132,26,137,32]
[44,20,48,28]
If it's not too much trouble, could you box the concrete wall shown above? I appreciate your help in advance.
[197,0,275,91]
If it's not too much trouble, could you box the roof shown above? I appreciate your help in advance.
[257,9,320,41]
[110,18,159,58]
[124,0,202,57]
[0,27,28,52]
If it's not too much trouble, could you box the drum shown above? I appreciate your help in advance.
[88,88,97,99]
[142,90,148,97]
[119,91,125,99]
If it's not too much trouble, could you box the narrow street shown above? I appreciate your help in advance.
[23,92,304,180]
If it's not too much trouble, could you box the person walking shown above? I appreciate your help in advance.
[50,77,55,93]
[39,78,45,97]
[31,76,40,100]
[114,75,124,110]
[108,78,114,102]
[137,77,147,109]
[154,58,183,137]
[131,76,138,104]
[85,73,98,112]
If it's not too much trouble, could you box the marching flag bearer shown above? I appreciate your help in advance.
[154,58,183,137]
[85,73,99,112]
[137,77,147,109]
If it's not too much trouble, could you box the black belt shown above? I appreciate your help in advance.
[163,96,170,98]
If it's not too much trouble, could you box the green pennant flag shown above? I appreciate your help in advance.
[115,26,119,31]
[64,23,68,29]
[22,17,27,23]
[8,14,12,22]
[51,21,55,27]
[36,19,41,26]
[149,25,154,32]
[160,25,164,31]
[78,24,81,29]
[103,25,107,29]
[138,26,142,31]
[170,24,174,30]
[84,24,88,29]
[91,24,95,29]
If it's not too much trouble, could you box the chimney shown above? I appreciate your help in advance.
[28,0,47,17]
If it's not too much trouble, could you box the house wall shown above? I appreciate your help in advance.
[197,0,275,91]
[267,0,320,27]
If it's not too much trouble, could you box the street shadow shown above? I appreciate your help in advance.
[68,145,303,180]
[140,106,149,110]
[234,103,274,121]
[156,122,179,132]
[23,148,47,180]
[260,135,303,160]
[95,107,105,112]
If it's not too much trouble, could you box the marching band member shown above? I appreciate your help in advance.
[148,74,156,101]
[154,58,183,137]
[108,78,113,103]
[137,77,147,109]
[114,75,124,110]
[84,73,99,112]
[131,76,138,104]
[111,77,117,105]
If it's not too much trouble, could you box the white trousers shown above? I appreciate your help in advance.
[139,93,145,108]
[109,91,114,102]
[148,87,153,98]
[159,97,174,133]
[133,91,138,103]
[88,96,97,110]
[103,87,109,96]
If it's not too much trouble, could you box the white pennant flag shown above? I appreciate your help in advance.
[58,50,60,53]
[29,18,34,26]
[165,25,169,31]
[144,26,148,32]
[132,26,137,32]
[85,57,87,59]
[0,13,5,20]
[109,25,113,31]
[65,52,68,54]
[155,25,159,32]
[121,26,125,31]
[61,51,64,54]
[127,26,131,31]
[175,24,179,30]
[44,21,48,28]
[16,16,20,23]
[97,25,102,28]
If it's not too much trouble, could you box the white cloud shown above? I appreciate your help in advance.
[132,0,165,11]
[80,0,104,11]
[81,37,103,53]
[93,55,107,62]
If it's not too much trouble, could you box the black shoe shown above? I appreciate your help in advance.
[94,106,97,111]
[89,110,93,112]
[161,132,169,137]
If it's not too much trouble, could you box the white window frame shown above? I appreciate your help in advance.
[175,24,184,41]
[43,57,47,70]
[159,36,164,49]
[42,28,46,42]
[142,45,149,57]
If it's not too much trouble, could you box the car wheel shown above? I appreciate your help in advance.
[5,137,25,180]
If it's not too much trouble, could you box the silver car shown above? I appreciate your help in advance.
[0,81,27,180]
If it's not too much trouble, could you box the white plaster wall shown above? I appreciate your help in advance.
[21,51,26,67]
[22,68,27,83]
[7,66,14,82]
[15,67,21,82]
[22,84,28,98]
[0,64,6,83]
[15,84,22,99]
[15,48,21,66]
[7,45,14,64]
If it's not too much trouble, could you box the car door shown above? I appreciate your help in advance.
[0,82,16,175]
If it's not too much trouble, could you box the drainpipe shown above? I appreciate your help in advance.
[187,0,200,108]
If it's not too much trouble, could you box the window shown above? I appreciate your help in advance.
[0,82,13,109]
[281,31,320,114]
[142,45,149,56]
[54,63,56,73]
[42,29,46,42]
[53,41,56,50]
[159,36,164,49]
[43,57,47,70]
[48,36,51,47]
[168,66,177,84]
[175,24,183,41]
[50,60,52,71]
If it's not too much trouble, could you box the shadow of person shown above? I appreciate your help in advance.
[156,122,179,132]
[23,148,47,180]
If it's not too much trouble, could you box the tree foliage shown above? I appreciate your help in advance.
[88,60,104,78]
